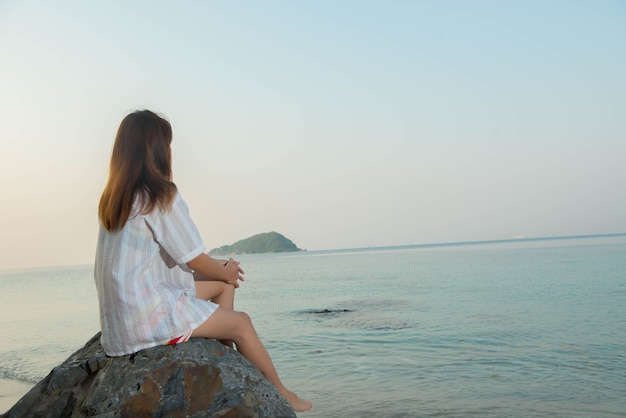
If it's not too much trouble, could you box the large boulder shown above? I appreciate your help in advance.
[3,333,295,417]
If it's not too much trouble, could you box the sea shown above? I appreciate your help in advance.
[1,234,625,417]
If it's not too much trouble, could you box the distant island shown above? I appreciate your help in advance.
[208,231,301,256]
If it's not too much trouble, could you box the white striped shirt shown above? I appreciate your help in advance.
[94,191,218,356]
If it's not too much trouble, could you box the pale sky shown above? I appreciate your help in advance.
[1,1,625,270]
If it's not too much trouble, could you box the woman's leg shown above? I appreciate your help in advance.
[195,280,235,308]
[191,307,312,412]
[194,280,236,347]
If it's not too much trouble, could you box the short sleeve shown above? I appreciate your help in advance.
[148,192,206,265]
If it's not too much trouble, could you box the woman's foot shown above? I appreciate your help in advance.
[282,389,313,412]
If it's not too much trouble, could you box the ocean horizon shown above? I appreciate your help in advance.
[2,233,625,416]
[314,232,626,254]
[3,232,624,275]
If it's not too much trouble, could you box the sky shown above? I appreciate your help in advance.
[1,1,625,270]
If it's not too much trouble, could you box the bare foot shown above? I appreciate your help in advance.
[282,389,313,412]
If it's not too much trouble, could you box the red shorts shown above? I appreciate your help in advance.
[165,330,192,345]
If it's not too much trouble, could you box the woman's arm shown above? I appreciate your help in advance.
[187,253,244,287]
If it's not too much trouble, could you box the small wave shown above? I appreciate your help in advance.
[0,369,41,384]
[0,347,58,384]
[335,315,415,331]
[335,298,414,311]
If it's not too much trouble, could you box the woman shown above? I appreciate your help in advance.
[94,109,312,412]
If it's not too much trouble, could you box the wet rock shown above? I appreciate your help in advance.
[4,333,295,418]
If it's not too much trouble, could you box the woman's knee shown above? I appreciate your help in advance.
[235,311,252,327]
[215,281,236,296]
[231,311,254,337]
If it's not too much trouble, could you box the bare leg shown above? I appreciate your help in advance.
[194,280,236,348]
[191,307,312,412]
[195,280,235,308]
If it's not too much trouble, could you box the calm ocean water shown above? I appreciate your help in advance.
[1,235,625,417]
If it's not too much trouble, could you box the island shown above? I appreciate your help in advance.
[208,231,301,256]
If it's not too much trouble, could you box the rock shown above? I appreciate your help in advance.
[3,333,295,418]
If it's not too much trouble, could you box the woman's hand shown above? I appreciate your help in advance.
[223,258,245,287]
[188,254,244,287]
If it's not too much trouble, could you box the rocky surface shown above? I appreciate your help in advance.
[3,333,295,418]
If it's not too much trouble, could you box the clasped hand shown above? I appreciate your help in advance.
[224,258,245,287]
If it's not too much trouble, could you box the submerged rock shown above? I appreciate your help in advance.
[298,308,353,314]
[4,333,295,418]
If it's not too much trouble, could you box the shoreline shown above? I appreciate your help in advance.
[0,378,34,414]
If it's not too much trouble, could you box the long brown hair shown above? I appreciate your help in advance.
[99,110,177,231]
